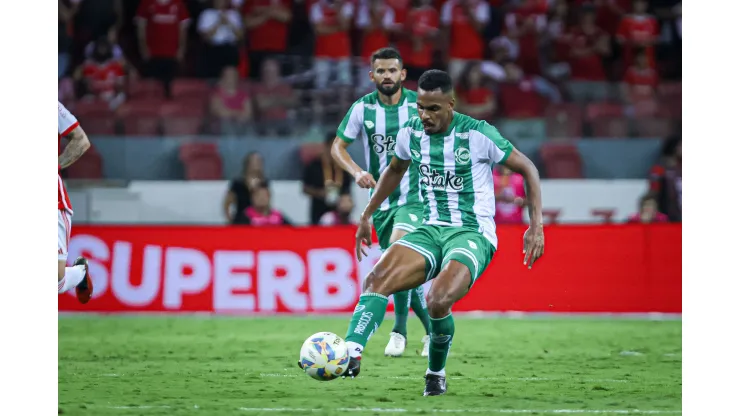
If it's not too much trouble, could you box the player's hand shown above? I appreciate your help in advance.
[354,171,376,189]
[522,224,544,269]
[355,217,373,261]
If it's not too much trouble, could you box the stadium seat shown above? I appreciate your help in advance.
[72,101,118,136]
[585,102,624,120]
[590,118,631,138]
[591,209,616,223]
[179,142,223,180]
[172,79,212,100]
[128,79,165,99]
[161,100,206,136]
[499,84,546,118]
[118,99,165,136]
[544,104,583,139]
[634,118,675,138]
[539,142,584,179]
[65,145,104,179]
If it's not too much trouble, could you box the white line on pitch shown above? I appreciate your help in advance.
[259,373,629,383]
[238,407,680,414]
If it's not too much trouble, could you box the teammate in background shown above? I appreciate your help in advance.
[331,47,433,358]
[341,70,545,396]
[58,102,94,303]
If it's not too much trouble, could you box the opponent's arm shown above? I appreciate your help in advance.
[501,149,542,226]
[59,125,91,169]
[360,156,410,221]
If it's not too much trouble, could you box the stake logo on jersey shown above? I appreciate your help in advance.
[337,88,421,211]
[393,113,515,249]
[419,165,464,191]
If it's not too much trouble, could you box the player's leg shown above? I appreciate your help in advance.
[343,226,442,376]
[57,211,93,303]
[422,231,496,396]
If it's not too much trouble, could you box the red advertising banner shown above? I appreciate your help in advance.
[58,224,681,314]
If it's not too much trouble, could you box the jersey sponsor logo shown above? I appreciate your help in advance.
[468,240,478,250]
[454,148,471,165]
[354,304,366,313]
[419,164,464,191]
[371,134,395,154]
[364,120,375,129]
[411,149,421,159]
[354,311,374,335]
[455,132,470,140]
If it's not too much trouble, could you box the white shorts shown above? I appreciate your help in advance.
[58,210,72,261]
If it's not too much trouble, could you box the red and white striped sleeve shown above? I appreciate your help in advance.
[58,101,79,137]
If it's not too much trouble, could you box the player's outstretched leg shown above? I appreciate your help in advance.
[58,257,93,304]
[423,261,472,396]
[410,285,432,356]
[386,290,411,357]
[343,244,428,378]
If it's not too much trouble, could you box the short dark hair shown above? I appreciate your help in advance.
[371,47,403,66]
[418,70,453,94]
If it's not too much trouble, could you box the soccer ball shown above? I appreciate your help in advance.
[299,332,350,381]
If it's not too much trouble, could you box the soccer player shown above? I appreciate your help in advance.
[331,47,433,357]
[341,70,545,396]
[57,102,94,303]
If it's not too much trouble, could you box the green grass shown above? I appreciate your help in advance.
[59,315,681,416]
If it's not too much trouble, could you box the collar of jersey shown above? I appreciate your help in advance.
[375,88,407,110]
[429,112,459,138]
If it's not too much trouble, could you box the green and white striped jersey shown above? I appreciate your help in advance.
[336,88,421,211]
[394,112,514,249]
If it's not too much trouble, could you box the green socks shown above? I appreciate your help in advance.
[345,293,389,355]
[428,314,455,373]
[391,290,411,336]
[410,286,432,335]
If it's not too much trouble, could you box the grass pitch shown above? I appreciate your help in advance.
[59,315,681,415]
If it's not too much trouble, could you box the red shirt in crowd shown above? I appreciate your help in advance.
[567,26,608,81]
[136,0,190,58]
[81,59,125,97]
[617,14,659,67]
[310,0,354,59]
[245,207,288,226]
[243,0,292,52]
[252,83,293,121]
[385,0,410,25]
[498,77,546,118]
[624,65,659,101]
[504,8,546,74]
[441,0,490,60]
[400,6,439,68]
[356,2,395,59]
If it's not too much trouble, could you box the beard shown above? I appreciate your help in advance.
[376,80,402,97]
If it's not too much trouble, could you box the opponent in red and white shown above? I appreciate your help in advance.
[58,101,94,303]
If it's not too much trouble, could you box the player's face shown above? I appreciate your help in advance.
[370,59,406,97]
[416,88,455,135]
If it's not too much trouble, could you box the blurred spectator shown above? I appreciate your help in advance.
[198,0,244,78]
[568,6,610,82]
[400,0,440,81]
[626,194,668,224]
[498,61,561,118]
[310,0,355,90]
[616,0,658,69]
[210,66,254,136]
[456,62,496,121]
[441,0,490,84]
[73,36,127,109]
[223,152,267,224]
[648,137,681,222]
[493,165,527,225]
[136,0,190,98]
[303,133,352,225]
[243,183,293,226]
[621,47,659,114]
[319,194,355,226]
[252,59,296,136]
[356,0,396,91]
[542,0,572,80]
[242,0,292,80]
[386,0,411,26]
[503,0,547,76]
[71,0,123,56]
[480,37,515,82]
[59,0,79,79]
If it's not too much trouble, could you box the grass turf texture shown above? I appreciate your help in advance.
[59,316,681,416]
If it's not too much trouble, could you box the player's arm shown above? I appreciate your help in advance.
[59,125,91,169]
[333,102,376,188]
[360,156,410,221]
[502,149,542,226]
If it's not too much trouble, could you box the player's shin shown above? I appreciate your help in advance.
[391,290,411,337]
[58,265,86,293]
[427,313,455,376]
[410,286,432,335]
[345,293,389,357]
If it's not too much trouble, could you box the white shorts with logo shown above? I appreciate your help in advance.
[58,210,72,261]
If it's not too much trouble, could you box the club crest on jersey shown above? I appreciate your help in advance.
[364,120,375,129]
[468,240,478,250]
[409,214,419,222]
[411,149,421,159]
[419,165,464,191]
[454,148,471,165]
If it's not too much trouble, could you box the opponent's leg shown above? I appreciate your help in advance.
[423,261,473,396]
[57,211,93,303]
[343,244,430,376]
